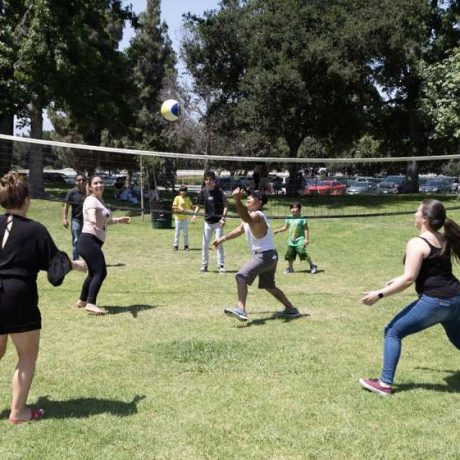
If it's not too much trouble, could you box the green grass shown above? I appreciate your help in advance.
[0,198,459,459]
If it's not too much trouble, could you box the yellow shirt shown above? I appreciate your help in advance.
[172,195,193,221]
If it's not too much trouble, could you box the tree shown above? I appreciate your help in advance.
[12,0,134,195]
[421,47,460,145]
[359,0,460,189]
[0,0,28,175]
[183,0,378,194]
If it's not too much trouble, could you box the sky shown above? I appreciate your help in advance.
[123,0,221,52]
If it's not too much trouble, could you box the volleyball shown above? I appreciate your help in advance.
[160,99,181,122]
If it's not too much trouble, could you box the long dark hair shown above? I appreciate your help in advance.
[421,198,460,262]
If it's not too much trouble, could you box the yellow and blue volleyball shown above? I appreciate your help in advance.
[160,99,181,122]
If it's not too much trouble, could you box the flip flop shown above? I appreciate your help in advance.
[9,408,45,424]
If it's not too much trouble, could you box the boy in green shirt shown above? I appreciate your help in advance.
[274,202,318,274]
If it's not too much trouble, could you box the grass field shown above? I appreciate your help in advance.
[0,195,459,460]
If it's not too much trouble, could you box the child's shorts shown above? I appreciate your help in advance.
[285,244,309,261]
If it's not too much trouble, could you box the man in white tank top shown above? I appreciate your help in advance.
[213,188,300,321]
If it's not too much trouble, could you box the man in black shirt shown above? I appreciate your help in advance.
[192,171,228,273]
[62,174,86,260]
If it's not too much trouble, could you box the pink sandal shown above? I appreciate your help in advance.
[9,408,45,424]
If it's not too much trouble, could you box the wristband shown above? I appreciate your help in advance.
[378,292,384,299]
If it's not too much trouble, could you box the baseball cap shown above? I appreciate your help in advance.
[249,190,268,205]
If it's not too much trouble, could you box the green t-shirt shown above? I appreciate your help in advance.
[285,216,308,247]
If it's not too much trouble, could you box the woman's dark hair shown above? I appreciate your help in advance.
[421,198,460,262]
[0,171,29,209]
[290,202,301,210]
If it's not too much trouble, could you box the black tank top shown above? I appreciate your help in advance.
[414,237,460,298]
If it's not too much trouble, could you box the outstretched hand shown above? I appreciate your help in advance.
[71,259,87,273]
[360,291,380,306]
[212,237,224,248]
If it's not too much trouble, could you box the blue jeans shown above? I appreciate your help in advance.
[71,218,83,260]
[381,294,460,385]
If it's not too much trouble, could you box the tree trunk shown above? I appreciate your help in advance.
[285,139,301,197]
[28,100,45,197]
[0,113,14,176]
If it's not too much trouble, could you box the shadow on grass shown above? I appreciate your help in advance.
[396,369,460,394]
[106,263,126,268]
[236,312,310,328]
[102,304,155,317]
[0,395,146,420]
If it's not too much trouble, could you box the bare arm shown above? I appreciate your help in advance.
[109,216,131,225]
[62,202,70,228]
[360,238,427,306]
[213,223,245,247]
[191,204,200,223]
[304,223,310,246]
[274,223,289,235]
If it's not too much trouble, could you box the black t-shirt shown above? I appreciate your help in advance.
[196,187,227,224]
[65,188,85,220]
[414,237,460,298]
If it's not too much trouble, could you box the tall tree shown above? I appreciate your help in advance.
[0,0,27,175]
[183,0,377,193]
[126,0,180,185]
[12,0,134,195]
[358,0,460,189]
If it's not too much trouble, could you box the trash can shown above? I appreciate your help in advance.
[151,201,172,229]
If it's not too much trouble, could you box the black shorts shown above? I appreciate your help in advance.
[0,277,41,334]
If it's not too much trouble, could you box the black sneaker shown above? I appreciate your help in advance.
[184,246,189,251]
[275,307,301,319]
[173,246,178,252]
[310,264,318,274]
[200,265,208,273]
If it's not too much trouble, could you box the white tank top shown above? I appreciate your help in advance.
[243,211,275,254]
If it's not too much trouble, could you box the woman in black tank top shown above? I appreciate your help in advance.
[359,199,460,396]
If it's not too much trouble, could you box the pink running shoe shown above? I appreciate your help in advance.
[359,378,393,396]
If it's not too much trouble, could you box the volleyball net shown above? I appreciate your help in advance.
[1,134,460,221]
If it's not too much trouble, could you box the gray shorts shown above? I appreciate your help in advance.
[237,250,278,289]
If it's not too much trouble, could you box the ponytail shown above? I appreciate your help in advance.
[444,217,460,263]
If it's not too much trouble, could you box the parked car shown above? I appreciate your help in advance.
[305,180,346,196]
[346,180,378,195]
[419,179,452,194]
[268,174,285,195]
[217,176,236,193]
[43,171,70,185]
[377,176,406,194]
[236,176,255,190]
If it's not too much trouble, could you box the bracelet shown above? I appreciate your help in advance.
[378,292,384,298]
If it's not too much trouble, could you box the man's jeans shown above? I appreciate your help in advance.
[381,294,460,384]
[71,218,83,260]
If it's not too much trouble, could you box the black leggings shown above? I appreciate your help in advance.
[77,233,107,304]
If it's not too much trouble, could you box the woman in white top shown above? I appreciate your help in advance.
[76,176,130,315]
